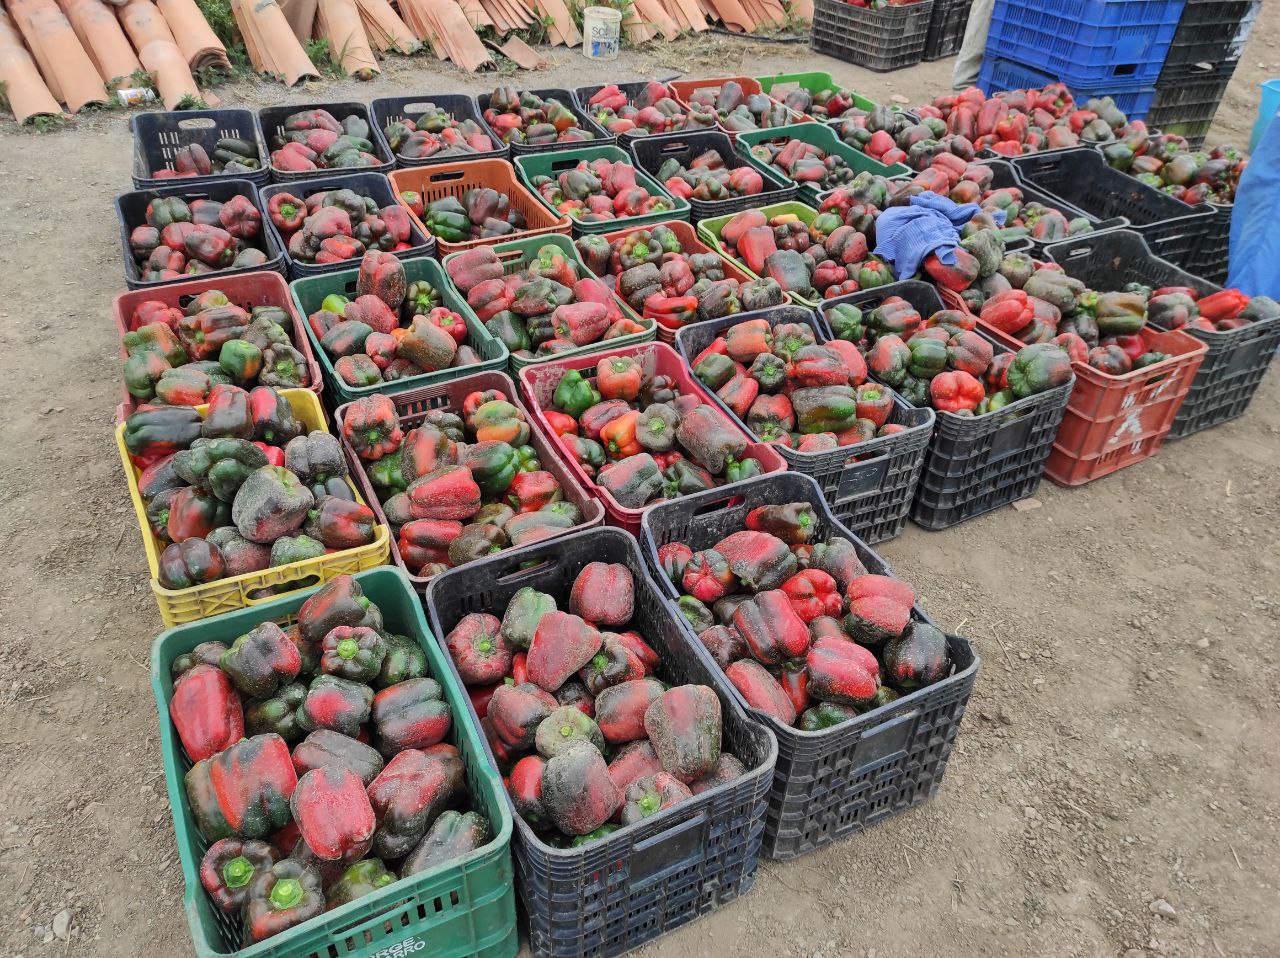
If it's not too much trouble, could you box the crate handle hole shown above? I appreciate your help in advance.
[178,117,215,130]
[497,557,556,584]
[689,493,744,517]
[246,575,320,602]
[428,169,466,183]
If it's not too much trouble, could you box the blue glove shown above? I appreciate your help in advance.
[873,193,1003,280]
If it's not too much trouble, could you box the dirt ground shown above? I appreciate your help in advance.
[1,7,1278,957]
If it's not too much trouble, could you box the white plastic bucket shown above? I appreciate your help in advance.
[582,6,621,61]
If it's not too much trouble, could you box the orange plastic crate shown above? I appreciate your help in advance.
[389,158,571,257]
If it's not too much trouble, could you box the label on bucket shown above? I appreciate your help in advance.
[587,27,619,58]
[368,937,427,957]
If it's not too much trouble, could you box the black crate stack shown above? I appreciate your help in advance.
[1148,0,1261,147]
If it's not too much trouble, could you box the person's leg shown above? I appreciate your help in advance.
[952,0,996,90]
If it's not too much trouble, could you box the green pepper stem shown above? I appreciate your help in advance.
[269,877,304,911]
[337,638,359,660]
[222,856,254,889]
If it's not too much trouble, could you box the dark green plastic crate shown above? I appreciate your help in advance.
[290,255,507,405]
[440,233,655,375]
[513,145,690,236]
[150,567,518,958]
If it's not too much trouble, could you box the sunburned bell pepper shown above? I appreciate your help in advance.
[341,394,403,461]
[171,663,244,761]
[298,675,374,737]
[158,538,226,589]
[506,470,562,513]
[781,569,842,622]
[221,622,302,698]
[929,370,985,413]
[245,859,325,942]
[663,458,716,497]
[200,838,277,913]
[367,747,463,858]
[791,385,858,434]
[745,502,817,545]
[185,733,297,841]
[731,589,810,665]
[543,410,578,438]
[596,356,643,401]
[552,369,601,418]
[470,401,529,445]
[635,403,679,452]
[321,626,386,683]
[459,440,520,497]
[746,393,794,442]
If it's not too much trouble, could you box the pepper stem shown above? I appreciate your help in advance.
[337,638,359,659]
[269,877,304,911]
[222,856,254,889]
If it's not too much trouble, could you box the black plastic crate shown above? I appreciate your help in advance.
[627,129,797,221]
[257,171,435,279]
[1148,75,1231,136]
[826,281,1072,529]
[923,0,972,60]
[1160,0,1259,81]
[475,88,615,156]
[423,527,777,958]
[573,81,680,143]
[1189,204,1232,284]
[131,109,269,189]
[369,93,509,168]
[1010,147,1213,268]
[812,0,933,73]
[638,472,979,860]
[979,158,1128,250]
[115,178,285,290]
[675,305,934,543]
[1047,229,1280,438]
[256,101,395,182]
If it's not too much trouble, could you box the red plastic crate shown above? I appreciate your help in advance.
[957,287,1208,485]
[112,270,323,420]
[333,370,605,591]
[592,220,759,345]
[517,342,788,534]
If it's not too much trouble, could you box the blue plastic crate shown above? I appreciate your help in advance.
[985,0,1185,87]
[978,57,1156,121]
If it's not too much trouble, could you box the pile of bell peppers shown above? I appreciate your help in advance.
[537,352,766,509]
[168,574,492,943]
[381,102,495,161]
[267,187,416,267]
[149,137,261,179]
[688,315,905,452]
[769,83,864,122]
[966,254,1280,376]
[128,193,269,282]
[124,386,381,590]
[1101,135,1248,207]
[585,82,702,137]
[122,288,312,403]
[266,108,383,174]
[481,86,596,146]
[443,243,642,360]
[403,187,527,245]
[829,294,1072,413]
[574,224,784,331]
[526,156,674,225]
[339,387,583,578]
[305,250,480,389]
[744,134,861,193]
[715,201,893,301]
[440,560,747,845]
[680,80,798,133]
[656,499,953,730]
[656,148,768,204]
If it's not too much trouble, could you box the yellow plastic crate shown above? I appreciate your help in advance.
[116,389,390,626]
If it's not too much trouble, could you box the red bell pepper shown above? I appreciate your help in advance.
[929,370,985,413]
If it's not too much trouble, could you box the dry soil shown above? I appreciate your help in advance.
[0,11,1278,958]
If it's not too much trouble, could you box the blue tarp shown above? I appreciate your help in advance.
[1228,101,1280,297]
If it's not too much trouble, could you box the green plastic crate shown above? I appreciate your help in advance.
[513,145,691,236]
[697,201,821,308]
[150,567,519,958]
[754,72,878,116]
[440,233,656,375]
[734,123,910,206]
[290,256,507,406]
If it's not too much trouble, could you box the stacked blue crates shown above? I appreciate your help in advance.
[976,0,1188,121]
